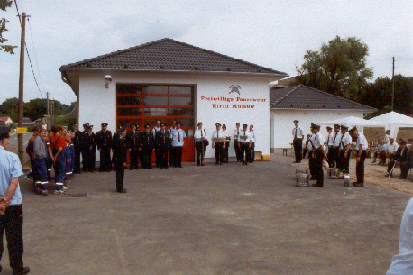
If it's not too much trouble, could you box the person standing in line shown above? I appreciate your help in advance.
[212,123,226,165]
[168,121,177,167]
[325,126,335,168]
[302,134,311,159]
[112,127,128,193]
[96,123,112,172]
[26,127,39,182]
[151,120,161,168]
[80,123,89,172]
[332,124,342,168]
[233,123,242,162]
[222,124,230,163]
[310,124,326,187]
[170,121,186,168]
[126,124,140,170]
[307,126,316,180]
[292,120,304,163]
[83,125,96,173]
[194,122,207,166]
[338,125,352,175]
[154,123,170,169]
[248,124,255,163]
[50,125,67,195]
[0,126,30,275]
[71,124,82,174]
[350,127,368,187]
[140,124,155,169]
[33,128,50,196]
[238,124,252,166]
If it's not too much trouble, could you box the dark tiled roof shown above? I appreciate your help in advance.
[59,38,287,76]
[270,85,376,111]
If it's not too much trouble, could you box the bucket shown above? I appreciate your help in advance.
[296,173,309,187]
[343,173,350,187]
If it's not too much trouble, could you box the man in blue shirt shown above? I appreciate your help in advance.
[0,127,30,275]
[169,122,186,168]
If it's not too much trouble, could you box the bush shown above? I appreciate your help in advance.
[6,122,17,129]
[53,115,77,128]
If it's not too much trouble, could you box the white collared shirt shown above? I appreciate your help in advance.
[313,132,326,150]
[384,134,391,144]
[356,133,368,150]
[388,142,399,153]
[194,129,206,141]
[233,128,241,140]
[340,132,352,150]
[151,126,161,136]
[307,134,315,151]
[211,130,226,141]
[327,132,335,146]
[292,127,304,139]
[239,130,252,143]
[333,131,342,147]
[170,128,186,147]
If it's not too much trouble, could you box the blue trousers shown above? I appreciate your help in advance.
[54,155,66,190]
[34,158,48,190]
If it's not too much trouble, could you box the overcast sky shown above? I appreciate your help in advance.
[1,0,412,105]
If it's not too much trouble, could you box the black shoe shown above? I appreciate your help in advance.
[312,184,323,187]
[353,182,364,187]
[117,189,127,193]
[13,266,30,275]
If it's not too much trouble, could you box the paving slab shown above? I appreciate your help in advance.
[2,158,410,274]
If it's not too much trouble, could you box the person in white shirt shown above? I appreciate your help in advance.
[211,123,226,165]
[387,198,413,275]
[338,125,352,174]
[384,130,391,145]
[233,123,242,162]
[326,126,335,168]
[248,124,256,163]
[168,120,177,167]
[238,124,252,166]
[194,122,207,166]
[351,127,368,187]
[222,124,231,163]
[387,138,399,160]
[169,121,186,168]
[310,124,326,187]
[306,128,316,180]
[332,124,343,168]
[292,120,304,163]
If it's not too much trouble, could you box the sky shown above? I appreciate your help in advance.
[1,0,412,105]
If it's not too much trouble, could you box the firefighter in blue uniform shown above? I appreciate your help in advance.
[126,124,141,170]
[71,124,82,174]
[83,125,96,172]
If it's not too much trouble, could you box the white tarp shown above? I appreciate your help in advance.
[369,111,413,139]
[319,116,381,127]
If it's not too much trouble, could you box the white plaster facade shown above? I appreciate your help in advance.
[270,109,367,150]
[77,71,276,160]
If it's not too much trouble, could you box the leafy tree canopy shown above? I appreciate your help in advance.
[295,36,373,100]
[0,0,17,54]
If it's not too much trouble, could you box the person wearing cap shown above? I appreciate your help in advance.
[71,124,82,174]
[338,125,352,174]
[170,121,186,168]
[310,124,326,187]
[331,124,342,168]
[238,124,252,166]
[140,124,155,169]
[194,122,207,166]
[82,125,96,172]
[0,126,30,275]
[155,123,170,169]
[233,123,242,162]
[168,120,177,167]
[222,124,231,163]
[50,125,68,194]
[351,127,368,187]
[306,125,316,180]
[325,126,335,168]
[126,124,141,170]
[248,125,255,163]
[151,121,162,168]
[387,141,409,179]
[80,123,89,171]
[292,120,304,163]
[212,123,226,165]
[96,123,113,172]
[113,127,128,193]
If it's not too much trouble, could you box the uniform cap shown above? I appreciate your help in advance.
[341,125,349,130]
[130,124,136,128]
[326,126,333,130]
[145,124,150,129]
[243,124,248,128]
[160,123,165,127]
[236,122,240,126]
[215,123,221,127]
[197,122,202,126]
[0,126,11,140]
[334,124,340,129]
[83,123,89,128]
[87,125,94,129]
[350,126,358,132]
[293,120,299,123]
[101,123,108,127]
[313,124,321,130]
[116,127,126,133]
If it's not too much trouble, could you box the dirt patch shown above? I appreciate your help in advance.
[364,127,413,143]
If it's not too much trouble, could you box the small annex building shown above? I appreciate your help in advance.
[270,85,377,151]
[59,38,288,161]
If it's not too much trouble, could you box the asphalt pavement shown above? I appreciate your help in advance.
[0,156,409,274]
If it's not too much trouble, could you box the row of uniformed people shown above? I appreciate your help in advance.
[194,122,256,166]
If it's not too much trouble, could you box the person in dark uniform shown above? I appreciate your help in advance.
[83,125,96,172]
[222,124,230,163]
[152,120,161,168]
[212,123,226,165]
[96,123,113,172]
[307,125,316,180]
[338,125,352,174]
[140,124,155,169]
[292,120,304,163]
[155,123,170,169]
[310,124,326,187]
[325,126,335,168]
[112,127,128,193]
[80,123,89,172]
[71,124,82,174]
[331,124,342,168]
[126,124,141,170]
[233,123,242,162]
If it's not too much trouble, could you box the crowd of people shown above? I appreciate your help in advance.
[26,120,257,194]
[292,121,413,187]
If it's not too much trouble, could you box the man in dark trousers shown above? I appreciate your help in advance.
[292,120,304,163]
[126,124,141,170]
[310,124,326,187]
[233,123,242,162]
[155,123,170,169]
[113,127,128,193]
[96,123,113,172]
[140,124,155,169]
[351,127,368,187]
[83,125,96,172]
[387,141,409,179]
[71,124,82,174]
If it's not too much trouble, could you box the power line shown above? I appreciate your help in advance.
[27,18,44,89]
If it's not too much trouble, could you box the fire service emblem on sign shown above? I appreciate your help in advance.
[229,85,241,95]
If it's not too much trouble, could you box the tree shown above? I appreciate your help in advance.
[0,0,17,54]
[294,36,373,100]
[0,96,18,121]
[23,98,47,121]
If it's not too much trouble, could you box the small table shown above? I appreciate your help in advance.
[282,148,291,156]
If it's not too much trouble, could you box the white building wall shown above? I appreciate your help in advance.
[270,109,365,149]
[78,71,273,160]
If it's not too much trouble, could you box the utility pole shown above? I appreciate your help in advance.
[391,57,395,112]
[17,12,29,163]
[46,92,50,131]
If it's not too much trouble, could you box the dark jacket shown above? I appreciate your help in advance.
[96,130,112,151]
[126,130,141,151]
[140,131,155,151]
[155,130,170,149]
[112,135,128,165]
[83,132,96,151]
[395,147,409,162]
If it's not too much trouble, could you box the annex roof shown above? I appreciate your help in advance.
[59,38,287,76]
[270,85,376,112]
